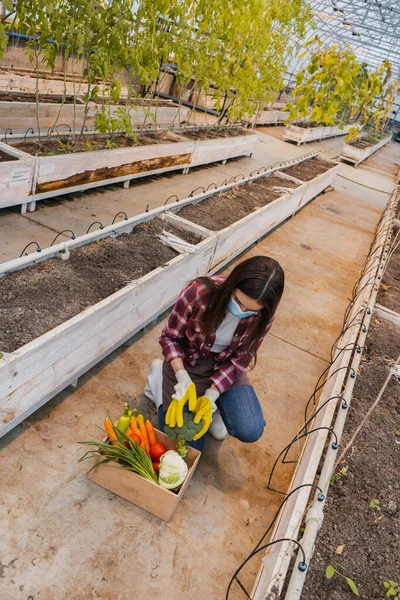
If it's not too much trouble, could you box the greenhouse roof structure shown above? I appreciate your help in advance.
[310,0,400,74]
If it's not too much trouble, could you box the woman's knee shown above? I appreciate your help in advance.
[233,422,265,443]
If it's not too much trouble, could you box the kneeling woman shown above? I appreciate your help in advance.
[145,255,284,450]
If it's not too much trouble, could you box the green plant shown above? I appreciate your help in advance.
[330,465,348,486]
[369,498,381,512]
[325,563,360,596]
[382,580,400,599]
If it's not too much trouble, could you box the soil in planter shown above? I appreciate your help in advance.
[178,127,252,141]
[376,235,400,314]
[348,134,388,149]
[0,149,18,162]
[176,175,299,231]
[12,132,180,156]
[303,318,400,600]
[0,219,201,353]
[281,157,333,182]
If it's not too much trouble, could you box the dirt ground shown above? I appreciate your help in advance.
[281,157,333,182]
[303,318,400,600]
[176,175,299,231]
[376,236,400,314]
[0,219,204,352]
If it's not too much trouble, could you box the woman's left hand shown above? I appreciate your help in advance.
[193,388,219,440]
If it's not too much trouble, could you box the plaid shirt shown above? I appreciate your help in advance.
[159,276,274,393]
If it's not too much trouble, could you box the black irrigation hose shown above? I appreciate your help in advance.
[112,212,128,224]
[189,186,206,197]
[226,484,325,599]
[50,230,76,246]
[19,241,41,257]
[24,128,34,142]
[164,195,179,205]
[86,221,104,234]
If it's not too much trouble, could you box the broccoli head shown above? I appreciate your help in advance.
[164,412,202,458]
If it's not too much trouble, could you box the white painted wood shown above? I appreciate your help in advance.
[245,110,289,126]
[374,304,400,327]
[0,141,34,208]
[284,123,357,145]
[189,132,258,167]
[339,135,391,166]
[0,100,190,134]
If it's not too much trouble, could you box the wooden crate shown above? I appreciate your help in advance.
[88,429,201,522]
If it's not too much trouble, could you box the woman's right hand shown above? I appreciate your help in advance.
[166,370,197,428]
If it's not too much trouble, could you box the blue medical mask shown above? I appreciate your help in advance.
[228,296,260,319]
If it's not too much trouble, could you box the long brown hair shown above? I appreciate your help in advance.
[196,255,284,364]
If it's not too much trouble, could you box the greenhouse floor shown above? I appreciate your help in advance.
[0,130,398,599]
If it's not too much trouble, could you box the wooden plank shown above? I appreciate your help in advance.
[189,133,258,166]
[284,123,355,144]
[0,141,34,206]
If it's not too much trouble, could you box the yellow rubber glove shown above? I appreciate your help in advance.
[165,370,197,428]
[192,389,219,440]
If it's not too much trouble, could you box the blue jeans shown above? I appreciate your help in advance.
[158,385,266,453]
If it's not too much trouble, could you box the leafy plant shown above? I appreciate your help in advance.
[369,498,381,512]
[325,563,360,597]
[330,465,348,486]
[382,580,400,599]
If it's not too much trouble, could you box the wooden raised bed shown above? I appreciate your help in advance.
[170,155,339,272]
[0,98,190,135]
[0,212,216,438]
[244,109,289,127]
[339,135,392,167]
[88,429,201,522]
[284,122,356,145]
[0,152,334,438]
[1,129,258,211]
[0,141,35,211]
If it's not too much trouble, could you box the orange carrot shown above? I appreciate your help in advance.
[104,418,118,446]
[145,420,157,446]
[130,415,139,432]
[138,415,150,453]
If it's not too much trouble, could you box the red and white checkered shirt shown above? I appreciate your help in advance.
[159,276,275,393]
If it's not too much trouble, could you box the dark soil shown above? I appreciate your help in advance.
[177,127,252,141]
[281,157,333,182]
[0,149,18,162]
[0,219,201,353]
[0,92,77,104]
[377,238,400,313]
[12,127,251,156]
[12,132,178,156]
[303,317,400,600]
[292,121,330,128]
[176,175,299,231]
[348,135,388,149]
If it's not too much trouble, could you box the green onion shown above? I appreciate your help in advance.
[78,421,158,484]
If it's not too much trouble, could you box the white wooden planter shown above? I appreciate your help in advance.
[245,109,289,126]
[0,213,217,438]
[169,157,338,272]
[339,135,391,167]
[1,131,257,210]
[0,100,190,135]
[0,151,328,437]
[0,142,34,210]
[284,122,356,145]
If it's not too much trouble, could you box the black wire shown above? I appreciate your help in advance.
[189,186,206,197]
[19,241,41,257]
[164,195,179,205]
[86,221,104,234]
[50,230,76,246]
[112,212,128,224]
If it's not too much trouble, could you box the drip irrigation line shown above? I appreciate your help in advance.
[304,365,356,425]
[227,539,307,600]
[226,483,325,599]
[50,230,75,246]
[19,241,41,257]
[112,212,128,224]
[266,427,339,490]
[86,221,104,234]
[337,174,391,194]
[164,195,179,205]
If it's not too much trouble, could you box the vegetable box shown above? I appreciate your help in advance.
[88,429,201,522]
